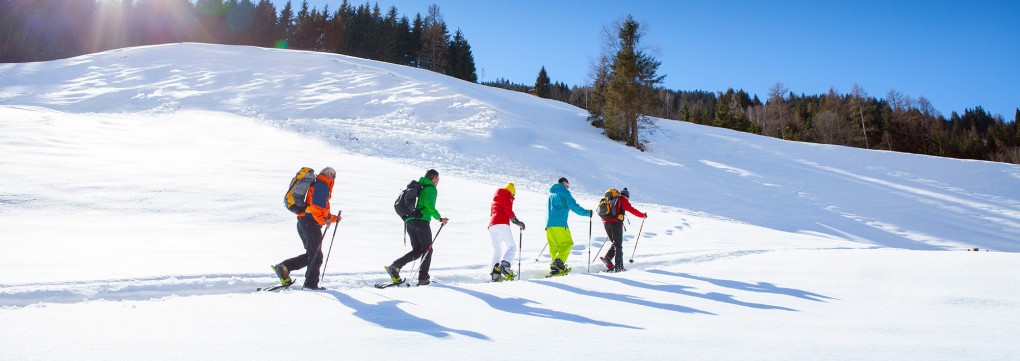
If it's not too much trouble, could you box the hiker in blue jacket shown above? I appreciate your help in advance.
[545,177,592,276]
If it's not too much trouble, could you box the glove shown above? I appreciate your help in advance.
[643,212,648,219]
[588,210,594,217]
[511,217,525,230]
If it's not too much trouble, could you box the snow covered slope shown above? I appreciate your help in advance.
[1,43,1018,360]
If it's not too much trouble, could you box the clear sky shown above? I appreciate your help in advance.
[272,0,1020,119]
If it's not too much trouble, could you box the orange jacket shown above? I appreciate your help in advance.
[299,174,338,225]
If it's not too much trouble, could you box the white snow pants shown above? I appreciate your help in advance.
[488,223,517,267]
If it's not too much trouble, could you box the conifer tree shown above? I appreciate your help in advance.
[535,66,552,98]
[446,29,477,82]
[600,15,664,149]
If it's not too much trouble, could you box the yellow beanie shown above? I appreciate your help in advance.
[505,182,516,196]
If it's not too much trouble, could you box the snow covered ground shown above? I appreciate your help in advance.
[1,43,1018,360]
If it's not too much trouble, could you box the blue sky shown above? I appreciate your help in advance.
[273,0,1019,118]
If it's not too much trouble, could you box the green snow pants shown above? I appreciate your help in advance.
[545,226,574,265]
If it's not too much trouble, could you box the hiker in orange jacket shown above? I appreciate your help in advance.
[274,167,340,290]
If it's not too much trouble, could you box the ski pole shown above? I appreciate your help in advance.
[517,227,523,280]
[534,242,548,262]
[628,217,646,263]
[321,212,341,280]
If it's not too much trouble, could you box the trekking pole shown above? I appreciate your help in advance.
[534,242,548,262]
[590,236,608,264]
[628,217,646,264]
[411,223,445,277]
[517,227,523,280]
[587,214,592,273]
[321,212,341,280]
[301,221,331,290]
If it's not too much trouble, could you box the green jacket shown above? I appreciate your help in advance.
[409,177,442,222]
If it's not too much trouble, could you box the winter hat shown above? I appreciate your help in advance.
[505,182,516,196]
[621,187,630,198]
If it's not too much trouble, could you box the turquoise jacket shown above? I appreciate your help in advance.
[409,177,442,222]
[546,182,591,228]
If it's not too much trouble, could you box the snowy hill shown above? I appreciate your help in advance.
[1,43,1018,360]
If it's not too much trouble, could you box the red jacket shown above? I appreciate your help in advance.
[603,196,645,223]
[488,188,517,227]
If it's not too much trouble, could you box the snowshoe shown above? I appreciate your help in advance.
[600,256,613,271]
[498,260,517,281]
[490,264,503,282]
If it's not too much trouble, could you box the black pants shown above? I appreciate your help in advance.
[603,221,624,268]
[281,214,324,287]
[392,219,433,281]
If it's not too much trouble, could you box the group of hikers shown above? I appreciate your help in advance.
[272,168,647,289]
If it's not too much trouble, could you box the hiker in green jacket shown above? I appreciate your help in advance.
[386,169,449,286]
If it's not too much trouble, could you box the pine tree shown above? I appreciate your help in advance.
[535,66,552,98]
[601,15,665,149]
[420,4,449,73]
[446,29,477,82]
[277,1,294,47]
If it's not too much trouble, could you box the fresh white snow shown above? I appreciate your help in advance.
[1,43,1018,360]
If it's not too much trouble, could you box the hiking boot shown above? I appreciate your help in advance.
[303,284,325,290]
[417,279,431,286]
[499,260,516,281]
[552,258,567,271]
[272,264,292,285]
[490,264,503,282]
[611,266,627,273]
[385,265,402,283]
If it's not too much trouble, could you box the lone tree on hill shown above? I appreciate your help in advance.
[589,15,665,150]
[535,66,552,98]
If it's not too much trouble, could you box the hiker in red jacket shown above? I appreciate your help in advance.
[599,187,646,272]
[488,182,525,281]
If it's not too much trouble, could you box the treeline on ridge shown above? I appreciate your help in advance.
[0,0,477,82]
[489,77,1019,164]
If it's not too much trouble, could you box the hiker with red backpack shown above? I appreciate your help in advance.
[273,167,341,290]
[488,182,525,282]
[597,187,646,272]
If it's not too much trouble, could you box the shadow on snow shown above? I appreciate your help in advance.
[437,284,642,330]
[322,289,490,340]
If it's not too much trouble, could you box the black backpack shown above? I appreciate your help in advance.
[394,180,425,220]
[596,188,622,221]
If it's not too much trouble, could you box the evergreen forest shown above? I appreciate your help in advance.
[0,0,477,82]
